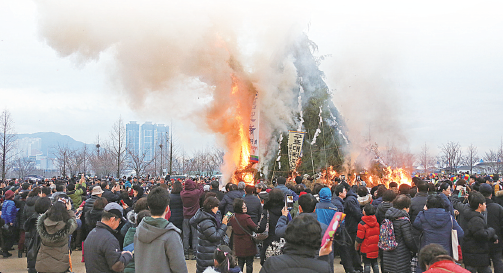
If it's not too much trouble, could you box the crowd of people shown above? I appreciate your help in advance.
[1,172,502,273]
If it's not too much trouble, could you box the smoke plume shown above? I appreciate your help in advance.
[35,0,309,180]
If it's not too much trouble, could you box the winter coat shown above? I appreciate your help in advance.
[210,189,225,201]
[331,196,344,212]
[134,217,187,273]
[36,210,77,272]
[1,199,18,224]
[410,192,428,242]
[85,208,104,232]
[83,195,99,215]
[485,198,503,252]
[24,212,41,270]
[423,259,470,273]
[67,185,84,207]
[376,201,392,225]
[190,208,228,273]
[230,213,258,257]
[84,222,133,273]
[219,190,244,217]
[21,195,39,228]
[102,189,120,203]
[344,190,363,234]
[169,193,184,231]
[123,227,136,273]
[358,194,372,210]
[356,215,380,259]
[413,208,464,257]
[316,199,339,226]
[461,208,497,268]
[372,196,383,208]
[243,194,263,225]
[181,179,204,219]
[260,242,331,273]
[382,207,417,273]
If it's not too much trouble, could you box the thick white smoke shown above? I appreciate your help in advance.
[35,0,308,180]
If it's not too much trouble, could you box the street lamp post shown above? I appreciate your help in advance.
[159,144,163,177]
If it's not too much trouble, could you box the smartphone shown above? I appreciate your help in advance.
[76,210,83,218]
[286,194,294,208]
[357,175,361,181]
[341,175,345,181]
[225,211,234,219]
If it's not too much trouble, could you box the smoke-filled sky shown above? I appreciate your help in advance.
[1,0,502,160]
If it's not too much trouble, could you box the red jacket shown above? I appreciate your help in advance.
[356,215,380,259]
[424,260,470,273]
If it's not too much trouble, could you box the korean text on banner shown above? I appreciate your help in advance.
[288,131,305,170]
[250,93,259,163]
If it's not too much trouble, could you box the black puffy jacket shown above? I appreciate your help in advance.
[169,193,184,231]
[409,192,428,242]
[376,201,392,225]
[83,195,99,215]
[258,201,284,265]
[190,208,227,273]
[462,208,497,267]
[260,243,331,273]
[382,207,417,273]
[85,208,104,232]
[486,198,503,252]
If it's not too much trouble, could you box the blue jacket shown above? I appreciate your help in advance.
[344,190,362,234]
[413,208,464,258]
[316,188,338,226]
[1,200,18,225]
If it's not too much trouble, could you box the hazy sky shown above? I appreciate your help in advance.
[1,0,502,159]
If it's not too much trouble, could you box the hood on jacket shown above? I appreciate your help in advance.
[184,179,196,191]
[358,194,372,206]
[422,208,451,228]
[346,189,358,200]
[319,188,332,203]
[361,215,378,228]
[136,216,179,244]
[464,208,483,222]
[36,212,76,242]
[385,207,409,220]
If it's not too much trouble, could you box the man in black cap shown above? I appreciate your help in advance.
[84,203,132,273]
[480,183,503,273]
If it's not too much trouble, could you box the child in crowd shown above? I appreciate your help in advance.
[356,203,380,273]
[203,245,242,273]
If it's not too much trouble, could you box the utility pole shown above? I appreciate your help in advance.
[159,144,163,177]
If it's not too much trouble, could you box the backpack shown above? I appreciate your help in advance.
[378,217,408,251]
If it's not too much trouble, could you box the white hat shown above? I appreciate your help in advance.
[91,186,104,195]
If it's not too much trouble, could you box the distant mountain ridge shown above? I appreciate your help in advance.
[16,132,94,157]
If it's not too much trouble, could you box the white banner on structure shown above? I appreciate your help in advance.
[249,93,259,163]
[288,130,305,170]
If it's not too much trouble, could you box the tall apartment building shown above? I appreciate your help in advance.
[126,121,169,162]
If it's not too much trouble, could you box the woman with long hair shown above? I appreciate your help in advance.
[190,196,229,273]
[36,199,77,273]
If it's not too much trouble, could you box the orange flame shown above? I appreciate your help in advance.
[229,74,255,185]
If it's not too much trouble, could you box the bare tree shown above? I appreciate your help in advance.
[0,109,16,181]
[127,147,154,177]
[440,142,463,173]
[418,143,436,174]
[484,149,499,174]
[53,144,72,177]
[13,156,36,179]
[463,144,479,174]
[109,117,127,177]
